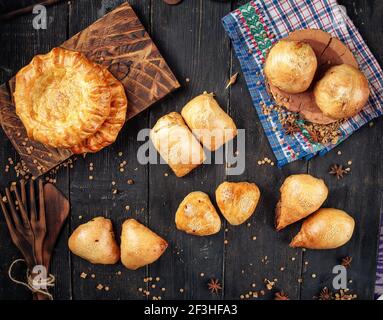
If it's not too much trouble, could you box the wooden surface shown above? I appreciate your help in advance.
[0,2,179,178]
[0,0,382,300]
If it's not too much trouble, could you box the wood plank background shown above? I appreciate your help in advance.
[0,0,382,300]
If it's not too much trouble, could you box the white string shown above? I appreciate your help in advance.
[8,259,55,300]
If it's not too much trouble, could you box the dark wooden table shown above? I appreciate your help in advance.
[0,0,382,300]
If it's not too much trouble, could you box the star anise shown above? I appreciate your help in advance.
[329,164,347,179]
[318,287,334,300]
[207,279,222,294]
[341,256,353,268]
[308,129,321,143]
[283,122,300,136]
[274,291,289,300]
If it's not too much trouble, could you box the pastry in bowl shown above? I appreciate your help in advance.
[14,47,112,148]
[314,64,370,120]
[215,181,260,226]
[265,40,317,94]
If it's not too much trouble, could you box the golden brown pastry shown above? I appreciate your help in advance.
[290,208,355,249]
[276,174,328,231]
[120,219,168,270]
[314,64,370,120]
[71,68,127,154]
[68,217,120,264]
[215,181,260,225]
[150,112,206,177]
[181,93,237,151]
[14,47,111,148]
[175,191,221,236]
[265,40,317,94]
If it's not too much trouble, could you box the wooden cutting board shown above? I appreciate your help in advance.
[0,2,180,177]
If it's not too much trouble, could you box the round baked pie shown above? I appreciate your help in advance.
[71,69,128,154]
[14,47,112,148]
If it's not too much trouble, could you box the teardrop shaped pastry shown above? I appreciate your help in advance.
[215,181,260,226]
[120,219,168,270]
[290,208,355,249]
[276,174,328,231]
[175,191,221,236]
[68,217,120,264]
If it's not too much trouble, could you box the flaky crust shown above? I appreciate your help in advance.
[181,93,237,151]
[175,191,221,236]
[71,69,128,154]
[290,208,355,249]
[14,47,111,148]
[68,217,120,265]
[216,181,260,226]
[120,219,168,270]
[150,112,206,177]
[275,174,328,231]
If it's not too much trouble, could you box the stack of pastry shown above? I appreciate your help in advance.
[14,47,128,154]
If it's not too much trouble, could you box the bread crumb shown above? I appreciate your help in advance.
[80,272,87,279]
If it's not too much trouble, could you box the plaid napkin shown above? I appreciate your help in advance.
[222,0,383,299]
[222,0,383,167]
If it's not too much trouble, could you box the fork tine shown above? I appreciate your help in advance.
[20,179,27,211]
[0,192,17,234]
[12,185,31,229]
[5,187,22,229]
[30,180,37,223]
[38,179,46,225]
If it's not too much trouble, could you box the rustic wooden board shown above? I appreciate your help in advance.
[0,2,180,178]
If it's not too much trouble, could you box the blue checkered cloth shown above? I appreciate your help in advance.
[222,0,383,167]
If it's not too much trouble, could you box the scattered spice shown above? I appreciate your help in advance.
[80,272,87,279]
[207,279,222,294]
[335,289,357,300]
[96,284,104,290]
[318,287,333,300]
[283,122,300,136]
[127,179,135,185]
[341,256,353,268]
[264,279,275,290]
[329,164,347,179]
[274,291,289,300]
[225,72,239,89]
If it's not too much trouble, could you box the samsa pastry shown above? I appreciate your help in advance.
[264,40,317,94]
[14,47,112,148]
[120,219,168,270]
[290,208,355,249]
[314,64,370,120]
[71,68,127,154]
[276,174,328,231]
[181,92,237,151]
[150,112,205,177]
[68,217,120,264]
[175,191,221,236]
[215,181,260,225]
